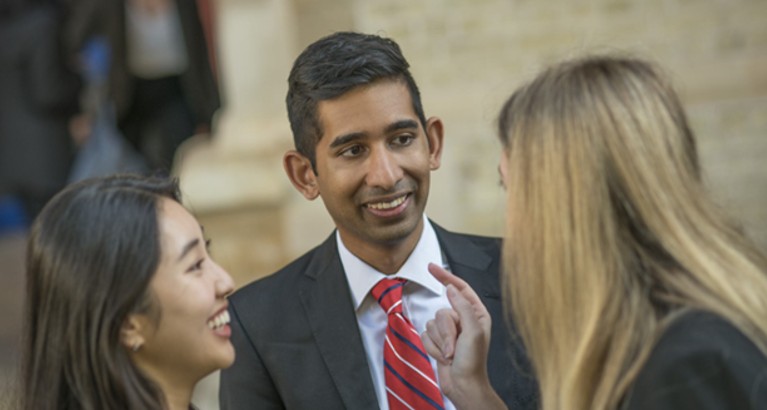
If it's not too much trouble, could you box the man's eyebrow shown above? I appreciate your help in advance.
[329,132,365,149]
[385,119,419,134]
[178,238,200,262]
[328,119,420,149]
[327,119,420,150]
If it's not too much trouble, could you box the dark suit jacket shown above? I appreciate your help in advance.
[0,4,79,212]
[220,222,539,409]
[624,311,767,409]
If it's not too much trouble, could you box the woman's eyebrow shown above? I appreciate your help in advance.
[177,238,200,262]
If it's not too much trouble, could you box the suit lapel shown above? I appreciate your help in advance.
[433,224,537,408]
[298,237,379,410]
[433,222,502,299]
[295,225,500,409]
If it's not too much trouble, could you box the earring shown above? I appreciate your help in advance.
[131,342,142,352]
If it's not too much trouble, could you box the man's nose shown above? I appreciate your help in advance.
[365,148,402,189]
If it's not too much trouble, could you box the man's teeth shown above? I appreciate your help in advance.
[368,195,406,210]
[207,310,230,330]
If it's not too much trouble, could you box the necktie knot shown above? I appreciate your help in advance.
[371,277,405,315]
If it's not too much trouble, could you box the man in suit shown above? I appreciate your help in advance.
[219,31,538,410]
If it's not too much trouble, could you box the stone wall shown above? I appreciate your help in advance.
[178,0,767,287]
[351,0,767,242]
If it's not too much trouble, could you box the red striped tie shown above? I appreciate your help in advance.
[372,278,445,410]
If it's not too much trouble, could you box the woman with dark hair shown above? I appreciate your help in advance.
[20,174,235,409]
[421,56,767,409]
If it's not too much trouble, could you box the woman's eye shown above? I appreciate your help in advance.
[188,258,204,272]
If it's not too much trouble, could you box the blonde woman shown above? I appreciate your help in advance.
[422,56,767,409]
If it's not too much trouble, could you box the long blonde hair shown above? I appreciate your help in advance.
[498,55,767,409]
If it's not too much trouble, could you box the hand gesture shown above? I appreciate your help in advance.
[421,263,506,410]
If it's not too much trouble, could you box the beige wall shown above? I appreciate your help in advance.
[179,0,767,287]
[351,0,767,240]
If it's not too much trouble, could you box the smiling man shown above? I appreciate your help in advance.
[219,32,538,410]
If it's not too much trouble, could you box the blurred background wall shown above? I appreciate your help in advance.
[176,0,767,290]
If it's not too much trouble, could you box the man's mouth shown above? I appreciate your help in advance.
[366,194,408,210]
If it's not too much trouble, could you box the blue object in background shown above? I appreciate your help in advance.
[81,36,110,84]
[0,195,28,234]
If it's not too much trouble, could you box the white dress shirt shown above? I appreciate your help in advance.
[338,215,456,410]
[125,1,188,78]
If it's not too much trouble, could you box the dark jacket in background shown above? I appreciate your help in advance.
[0,3,80,218]
[102,0,220,128]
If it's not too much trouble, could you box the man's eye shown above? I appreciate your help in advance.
[392,135,415,146]
[340,145,364,157]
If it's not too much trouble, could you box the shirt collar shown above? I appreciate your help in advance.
[338,215,445,310]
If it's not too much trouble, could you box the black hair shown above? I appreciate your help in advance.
[20,174,180,409]
[286,31,427,169]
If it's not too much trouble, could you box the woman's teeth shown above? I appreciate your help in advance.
[207,310,230,330]
[368,195,406,210]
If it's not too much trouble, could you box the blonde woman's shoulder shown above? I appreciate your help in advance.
[623,310,767,410]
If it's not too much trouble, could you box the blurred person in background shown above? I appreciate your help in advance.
[62,0,220,173]
[422,55,767,410]
[0,0,81,223]
[19,174,235,409]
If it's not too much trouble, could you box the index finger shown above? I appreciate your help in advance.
[428,263,485,308]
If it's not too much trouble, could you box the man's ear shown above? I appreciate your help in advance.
[425,117,444,170]
[283,150,320,200]
[120,314,148,353]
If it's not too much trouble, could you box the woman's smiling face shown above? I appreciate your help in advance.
[131,198,235,386]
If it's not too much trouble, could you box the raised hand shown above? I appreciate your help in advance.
[421,263,506,410]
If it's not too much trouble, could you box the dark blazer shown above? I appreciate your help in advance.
[220,222,538,410]
[624,311,767,409]
[0,4,79,216]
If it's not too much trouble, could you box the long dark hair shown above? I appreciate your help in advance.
[20,174,180,409]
